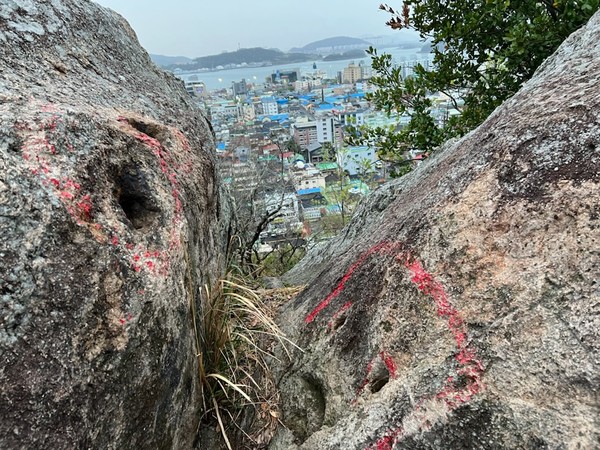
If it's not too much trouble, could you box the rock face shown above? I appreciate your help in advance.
[273,11,600,450]
[0,1,228,449]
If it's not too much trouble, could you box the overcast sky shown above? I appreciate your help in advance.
[93,0,413,57]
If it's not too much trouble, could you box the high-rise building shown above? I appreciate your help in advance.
[292,118,343,149]
[342,62,363,84]
[261,97,278,115]
[185,80,207,98]
[232,79,248,96]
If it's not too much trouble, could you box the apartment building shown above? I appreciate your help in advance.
[185,80,207,99]
[261,96,279,115]
[292,121,319,148]
[292,118,343,149]
[342,62,364,84]
[337,109,366,127]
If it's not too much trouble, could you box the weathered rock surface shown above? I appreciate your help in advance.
[273,11,600,450]
[0,1,228,449]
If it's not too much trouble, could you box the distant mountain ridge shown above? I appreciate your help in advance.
[290,36,372,54]
[163,47,318,71]
[150,54,194,66]
[150,35,424,71]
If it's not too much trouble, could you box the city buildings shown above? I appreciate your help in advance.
[181,53,437,245]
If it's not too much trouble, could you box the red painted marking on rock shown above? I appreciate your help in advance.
[380,351,397,379]
[355,350,399,399]
[305,241,485,448]
[134,132,162,151]
[76,194,93,221]
[363,247,485,448]
[18,111,185,278]
[305,241,404,323]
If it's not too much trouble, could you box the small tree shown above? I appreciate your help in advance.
[222,138,302,276]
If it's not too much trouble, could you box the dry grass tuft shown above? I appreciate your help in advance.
[190,275,302,449]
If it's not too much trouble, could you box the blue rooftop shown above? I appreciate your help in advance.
[257,113,289,122]
[297,187,322,195]
[317,103,334,110]
[325,95,345,103]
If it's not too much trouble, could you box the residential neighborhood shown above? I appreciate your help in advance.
[181,57,445,252]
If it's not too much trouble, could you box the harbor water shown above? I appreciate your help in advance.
[175,47,432,90]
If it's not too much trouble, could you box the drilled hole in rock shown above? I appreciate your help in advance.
[127,118,164,141]
[369,362,390,393]
[370,373,390,394]
[116,166,160,230]
[330,314,347,331]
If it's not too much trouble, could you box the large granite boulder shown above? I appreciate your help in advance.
[273,10,600,450]
[0,1,228,448]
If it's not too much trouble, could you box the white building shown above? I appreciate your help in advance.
[261,97,279,115]
[337,110,366,127]
[209,101,240,120]
[316,117,335,144]
[294,167,326,192]
[339,146,379,176]
[185,80,207,98]
[264,192,302,234]
[240,103,256,121]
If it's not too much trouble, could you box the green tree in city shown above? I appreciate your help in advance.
[285,138,302,156]
[347,0,599,176]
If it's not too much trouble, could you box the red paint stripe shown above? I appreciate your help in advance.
[305,241,403,323]
[380,351,397,379]
[307,241,485,448]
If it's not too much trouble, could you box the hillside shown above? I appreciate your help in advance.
[291,36,372,54]
[149,54,193,67]
[322,49,368,61]
[167,47,318,71]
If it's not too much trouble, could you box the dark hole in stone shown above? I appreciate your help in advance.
[369,360,391,393]
[52,62,67,75]
[370,372,390,393]
[6,135,23,153]
[330,314,347,331]
[127,118,164,141]
[116,166,160,230]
